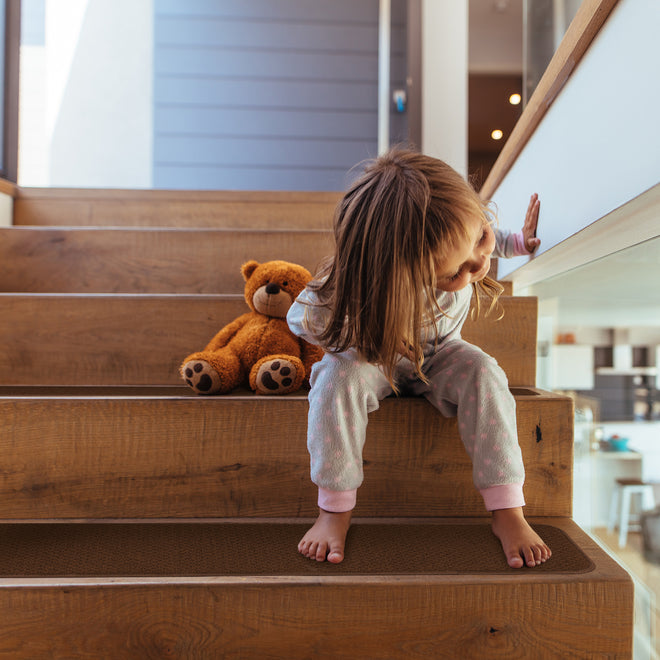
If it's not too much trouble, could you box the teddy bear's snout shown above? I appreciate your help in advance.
[265,282,280,295]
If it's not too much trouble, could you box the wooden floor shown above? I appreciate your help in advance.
[592,527,659,659]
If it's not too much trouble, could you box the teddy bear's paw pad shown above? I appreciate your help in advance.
[182,360,221,395]
[256,359,299,395]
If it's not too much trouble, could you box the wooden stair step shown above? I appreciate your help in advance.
[13,189,341,229]
[0,519,632,658]
[0,294,536,386]
[0,226,513,296]
[0,386,572,519]
[0,227,333,293]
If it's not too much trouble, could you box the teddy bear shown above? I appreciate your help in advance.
[180,259,324,395]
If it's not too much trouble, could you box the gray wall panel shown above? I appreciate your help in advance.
[154,78,377,110]
[156,17,379,52]
[155,0,379,23]
[155,136,375,168]
[155,107,377,139]
[155,45,406,81]
[155,48,378,81]
[153,165,357,192]
[153,0,406,191]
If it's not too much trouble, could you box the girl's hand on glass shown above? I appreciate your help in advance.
[523,193,541,253]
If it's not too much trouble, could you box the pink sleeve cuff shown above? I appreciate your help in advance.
[480,483,525,511]
[318,487,357,513]
[512,232,529,256]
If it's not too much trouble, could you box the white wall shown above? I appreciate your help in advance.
[421,0,468,176]
[18,0,48,186]
[492,0,660,283]
[19,0,154,188]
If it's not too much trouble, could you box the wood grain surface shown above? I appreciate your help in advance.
[0,389,572,519]
[0,294,536,386]
[0,227,334,293]
[0,521,631,659]
[13,189,341,229]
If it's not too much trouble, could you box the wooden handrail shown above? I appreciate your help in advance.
[480,0,619,200]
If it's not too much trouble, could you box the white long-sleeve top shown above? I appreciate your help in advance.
[287,228,526,352]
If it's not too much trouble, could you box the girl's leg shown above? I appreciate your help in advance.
[415,340,551,568]
[299,351,392,562]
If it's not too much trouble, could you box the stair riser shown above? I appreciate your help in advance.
[0,577,632,658]
[0,295,536,387]
[14,190,341,229]
[0,228,333,294]
[0,394,572,519]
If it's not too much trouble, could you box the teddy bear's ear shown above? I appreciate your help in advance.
[241,260,260,282]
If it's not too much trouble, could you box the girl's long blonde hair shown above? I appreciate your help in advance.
[310,147,503,390]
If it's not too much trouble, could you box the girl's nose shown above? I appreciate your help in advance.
[469,255,487,274]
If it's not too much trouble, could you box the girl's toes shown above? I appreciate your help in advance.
[540,545,552,563]
[327,541,345,564]
[522,548,537,568]
[300,541,313,558]
[315,541,328,562]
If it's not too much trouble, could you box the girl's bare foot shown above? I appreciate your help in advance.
[491,507,552,568]
[298,509,352,563]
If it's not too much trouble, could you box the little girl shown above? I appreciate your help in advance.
[287,148,550,569]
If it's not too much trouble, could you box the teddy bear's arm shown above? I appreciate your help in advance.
[203,312,253,351]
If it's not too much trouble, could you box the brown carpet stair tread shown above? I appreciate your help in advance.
[0,521,593,578]
[0,385,542,399]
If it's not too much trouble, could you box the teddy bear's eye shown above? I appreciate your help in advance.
[282,281,288,286]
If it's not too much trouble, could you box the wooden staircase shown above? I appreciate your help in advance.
[0,188,633,658]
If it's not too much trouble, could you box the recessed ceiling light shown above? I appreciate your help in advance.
[509,93,522,105]
[491,129,504,140]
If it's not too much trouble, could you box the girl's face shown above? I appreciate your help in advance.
[435,215,496,292]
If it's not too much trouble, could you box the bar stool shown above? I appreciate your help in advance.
[608,478,656,548]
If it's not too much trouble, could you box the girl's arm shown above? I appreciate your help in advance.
[286,287,329,347]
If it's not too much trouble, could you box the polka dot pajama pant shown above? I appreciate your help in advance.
[306,339,526,513]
